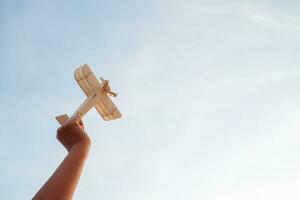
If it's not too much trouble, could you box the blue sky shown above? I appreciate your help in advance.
[1,0,300,199]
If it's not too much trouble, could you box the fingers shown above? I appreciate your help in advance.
[78,119,84,129]
[70,115,84,129]
[57,115,82,128]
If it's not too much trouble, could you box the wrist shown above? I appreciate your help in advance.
[69,142,91,157]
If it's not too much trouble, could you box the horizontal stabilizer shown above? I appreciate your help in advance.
[55,114,69,125]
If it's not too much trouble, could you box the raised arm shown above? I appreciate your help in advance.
[33,116,91,200]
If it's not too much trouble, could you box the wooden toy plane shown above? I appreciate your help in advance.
[55,64,122,125]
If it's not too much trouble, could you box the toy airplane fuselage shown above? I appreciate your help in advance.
[56,64,121,125]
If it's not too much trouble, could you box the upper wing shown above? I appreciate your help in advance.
[74,65,96,97]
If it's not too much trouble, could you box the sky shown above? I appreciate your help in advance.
[1,0,300,199]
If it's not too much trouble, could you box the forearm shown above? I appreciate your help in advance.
[33,145,90,200]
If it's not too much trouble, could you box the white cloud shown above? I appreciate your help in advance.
[242,5,300,30]
[213,177,300,200]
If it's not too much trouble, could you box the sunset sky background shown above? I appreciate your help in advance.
[1,0,300,199]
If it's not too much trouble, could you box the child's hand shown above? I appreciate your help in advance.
[56,116,91,152]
